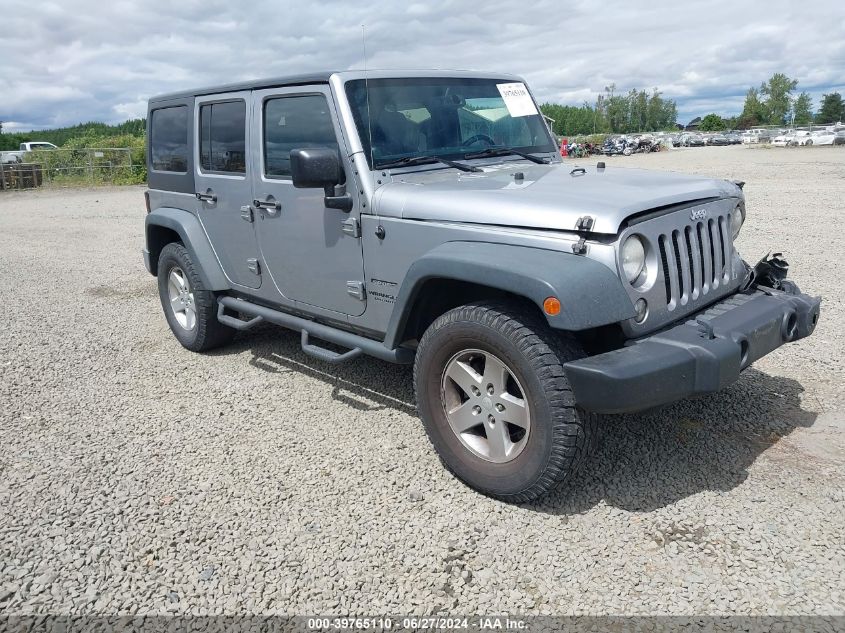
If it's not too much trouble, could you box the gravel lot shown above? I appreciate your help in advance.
[1,145,843,616]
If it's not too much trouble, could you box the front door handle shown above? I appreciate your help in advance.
[253,198,281,216]
[195,190,217,203]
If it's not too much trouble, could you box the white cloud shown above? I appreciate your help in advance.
[1,0,843,130]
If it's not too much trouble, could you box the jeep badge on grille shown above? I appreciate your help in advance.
[690,208,708,221]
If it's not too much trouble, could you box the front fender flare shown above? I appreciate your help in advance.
[145,207,229,291]
[384,241,635,348]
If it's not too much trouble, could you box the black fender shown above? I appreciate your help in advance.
[383,241,635,348]
[144,207,229,291]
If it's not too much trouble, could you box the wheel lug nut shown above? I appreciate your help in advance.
[495,403,504,412]
[471,386,480,396]
[486,384,494,395]
[473,405,482,415]
[488,415,495,424]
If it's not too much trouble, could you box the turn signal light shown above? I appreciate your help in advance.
[543,297,562,316]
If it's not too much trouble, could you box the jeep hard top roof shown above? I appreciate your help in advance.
[148,70,523,103]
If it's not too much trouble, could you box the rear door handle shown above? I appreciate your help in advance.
[195,191,217,203]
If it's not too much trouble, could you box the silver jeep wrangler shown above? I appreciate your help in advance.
[143,70,821,502]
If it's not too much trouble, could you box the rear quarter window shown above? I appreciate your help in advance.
[150,106,188,172]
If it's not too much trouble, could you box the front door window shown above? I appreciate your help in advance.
[263,95,338,178]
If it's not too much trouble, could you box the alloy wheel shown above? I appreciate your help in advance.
[440,349,531,463]
[167,266,197,330]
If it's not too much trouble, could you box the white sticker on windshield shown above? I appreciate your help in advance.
[497,82,538,117]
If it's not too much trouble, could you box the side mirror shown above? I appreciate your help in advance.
[290,148,343,189]
[289,148,352,212]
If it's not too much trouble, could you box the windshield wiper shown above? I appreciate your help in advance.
[376,155,481,172]
[463,147,550,164]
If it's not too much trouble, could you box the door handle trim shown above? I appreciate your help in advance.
[195,191,217,203]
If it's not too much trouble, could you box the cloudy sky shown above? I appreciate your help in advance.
[2,0,843,131]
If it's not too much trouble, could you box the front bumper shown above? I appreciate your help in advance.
[564,285,821,414]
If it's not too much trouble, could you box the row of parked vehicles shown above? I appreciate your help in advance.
[770,129,845,146]
[669,132,744,147]
[562,135,665,157]
[562,126,845,157]
[740,125,845,146]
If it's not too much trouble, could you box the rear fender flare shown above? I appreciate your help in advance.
[145,207,229,291]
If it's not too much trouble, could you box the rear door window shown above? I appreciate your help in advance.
[199,100,246,174]
[150,106,188,172]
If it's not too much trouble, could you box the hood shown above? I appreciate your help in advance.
[374,161,741,234]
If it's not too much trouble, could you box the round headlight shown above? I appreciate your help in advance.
[731,204,745,239]
[621,235,646,284]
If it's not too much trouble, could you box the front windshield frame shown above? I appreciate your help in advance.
[344,77,556,170]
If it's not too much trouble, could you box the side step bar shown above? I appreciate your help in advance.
[216,296,414,365]
[216,302,264,330]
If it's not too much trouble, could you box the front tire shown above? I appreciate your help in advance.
[414,302,600,503]
[157,242,235,352]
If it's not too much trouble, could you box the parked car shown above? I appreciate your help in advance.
[792,131,814,146]
[142,70,821,502]
[772,133,795,147]
[741,129,773,144]
[683,134,705,147]
[724,132,743,145]
[0,141,59,163]
[834,131,845,146]
[707,134,730,146]
[804,131,837,146]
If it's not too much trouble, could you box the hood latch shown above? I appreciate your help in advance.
[575,216,594,231]
[572,215,594,255]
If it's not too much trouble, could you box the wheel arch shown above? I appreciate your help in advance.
[145,207,229,291]
[384,242,636,348]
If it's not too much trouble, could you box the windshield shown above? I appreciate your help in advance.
[345,77,555,169]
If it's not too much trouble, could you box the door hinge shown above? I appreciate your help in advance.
[346,280,366,300]
[341,217,361,238]
[247,258,261,275]
[240,205,254,223]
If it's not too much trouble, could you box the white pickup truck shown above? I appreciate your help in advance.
[0,141,59,163]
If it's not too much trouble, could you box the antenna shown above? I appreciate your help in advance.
[362,24,374,169]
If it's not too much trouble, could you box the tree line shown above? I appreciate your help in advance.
[698,74,845,131]
[540,85,678,137]
[0,119,146,151]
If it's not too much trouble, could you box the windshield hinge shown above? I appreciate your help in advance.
[346,280,366,300]
[571,237,588,255]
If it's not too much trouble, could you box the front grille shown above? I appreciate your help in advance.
[657,213,733,311]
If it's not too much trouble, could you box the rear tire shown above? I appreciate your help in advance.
[414,301,600,503]
[157,242,235,352]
